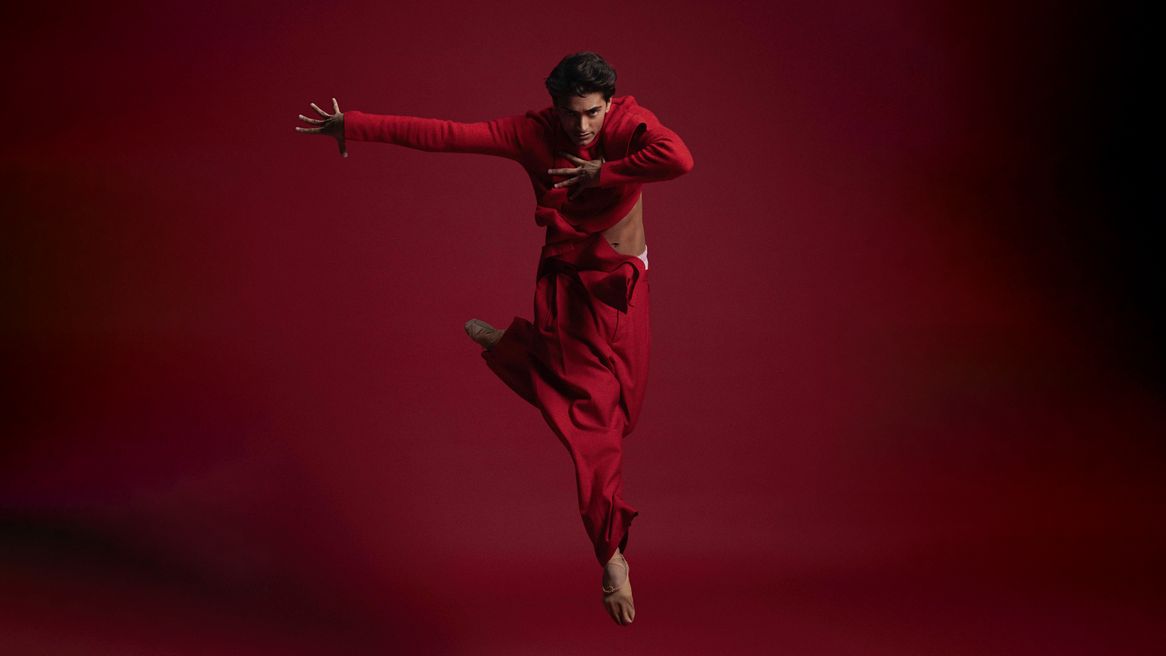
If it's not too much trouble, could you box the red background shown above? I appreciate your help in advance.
[2,1,1160,653]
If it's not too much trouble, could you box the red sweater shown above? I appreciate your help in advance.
[343,95,694,244]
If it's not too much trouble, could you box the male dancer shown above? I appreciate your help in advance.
[295,52,693,626]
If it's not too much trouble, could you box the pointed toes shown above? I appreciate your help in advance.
[605,601,621,625]
[604,597,635,626]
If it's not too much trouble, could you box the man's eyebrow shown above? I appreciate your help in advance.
[559,105,603,114]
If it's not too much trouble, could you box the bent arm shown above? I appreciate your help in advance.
[595,109,695,187]
[343,110,526,161]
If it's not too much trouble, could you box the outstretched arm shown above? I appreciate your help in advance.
[342,110,526,162]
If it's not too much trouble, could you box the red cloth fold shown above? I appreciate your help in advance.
[483,233,650,566]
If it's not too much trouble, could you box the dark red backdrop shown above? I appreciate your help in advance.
[3,1,1160,653]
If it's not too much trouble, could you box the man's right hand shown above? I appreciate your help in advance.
[296,97,347,158]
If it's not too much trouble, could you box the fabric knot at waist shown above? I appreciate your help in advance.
[537,232,645,313]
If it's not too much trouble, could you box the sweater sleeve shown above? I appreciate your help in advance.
[594,107,694,187]
[343,110,526,161]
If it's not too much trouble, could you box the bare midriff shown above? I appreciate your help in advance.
[601,193,645,257]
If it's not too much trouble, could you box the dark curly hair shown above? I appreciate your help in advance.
[545,51,617,106]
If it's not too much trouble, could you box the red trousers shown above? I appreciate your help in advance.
[482,232,650,567]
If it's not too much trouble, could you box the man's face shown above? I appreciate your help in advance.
[555,91,611,147]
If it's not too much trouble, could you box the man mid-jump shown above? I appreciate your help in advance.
[296,51,694,626]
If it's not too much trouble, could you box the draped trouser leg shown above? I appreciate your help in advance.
[482,259,650,567]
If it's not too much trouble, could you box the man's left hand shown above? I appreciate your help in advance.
[549,152,604,200]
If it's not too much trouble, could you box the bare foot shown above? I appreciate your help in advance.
[464,319,504,350]
[602,550,635,625]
